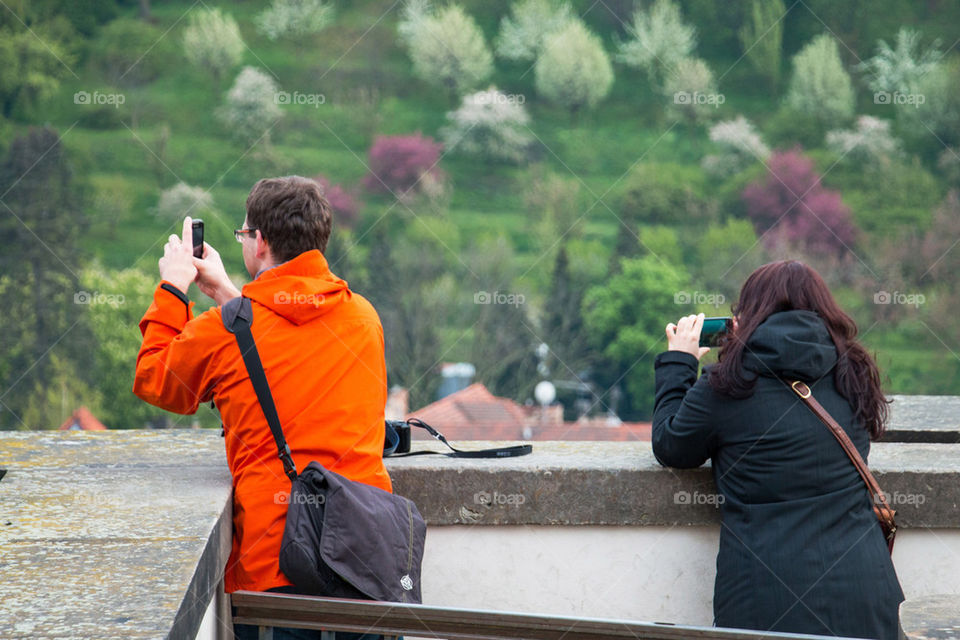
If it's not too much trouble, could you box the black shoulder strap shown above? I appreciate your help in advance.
[222,296,298,481]
[392,418,533,458]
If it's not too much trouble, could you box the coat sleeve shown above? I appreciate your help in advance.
[132,282,222,414]
[652,351,719,469]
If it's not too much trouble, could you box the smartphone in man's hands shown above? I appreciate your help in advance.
[191,219,204,259]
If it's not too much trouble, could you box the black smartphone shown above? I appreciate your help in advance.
[191,219,204,259]
[699,316,732,348]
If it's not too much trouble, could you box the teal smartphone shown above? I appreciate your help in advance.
[699,316,732,348]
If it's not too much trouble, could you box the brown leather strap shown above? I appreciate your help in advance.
[789,380,897,552]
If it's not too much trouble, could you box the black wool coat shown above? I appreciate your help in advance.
[653,310,903,640]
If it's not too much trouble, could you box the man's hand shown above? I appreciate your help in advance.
[158,217,199,293]
[193,242,241,305]
[665,313,711,361]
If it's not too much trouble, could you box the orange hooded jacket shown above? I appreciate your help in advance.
[133,249,392,593]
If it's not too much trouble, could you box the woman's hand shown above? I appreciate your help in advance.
[665,313,711,360]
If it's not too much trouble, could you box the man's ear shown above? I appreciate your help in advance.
[255,230,269,259]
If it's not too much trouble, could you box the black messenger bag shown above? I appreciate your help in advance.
[222,296,426,603]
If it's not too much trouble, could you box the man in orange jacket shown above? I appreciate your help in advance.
[134,176,391,637]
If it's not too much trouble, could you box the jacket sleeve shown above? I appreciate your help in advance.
[652,351,718,468]
[133,281,221,414]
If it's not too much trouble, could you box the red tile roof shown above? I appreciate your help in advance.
[407,383,650,442]
[58,406,107,431]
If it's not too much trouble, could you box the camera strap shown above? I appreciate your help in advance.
[388,418,533,459]
[222,296,298,482]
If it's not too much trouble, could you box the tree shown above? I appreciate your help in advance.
[738,0,784,90]
[702,116,769,178]
[826,115,900,166]
[856,27,940,95]
[363,133,445,200]
[0,17,77,118]
[82,264,163,429]
[182,7,245,91]
[896,59,960,148]
[495,0,574,62]
[662,56,720,127]
[616,0,696,83]
[465,238,540,403]
[399,2,493,96]
[256,0,333,45]
[440,87,532,163]
[535,19,613,113]
[542,244,592,382]
[91,17,170,86]
[583,255,689,419]
[0,127,96,429]
[359,229,443,411]
[155,182,215,221]
[216,66,283,146]
[524,168,583,254]
[784,34,855,126]
[741,148,858,257]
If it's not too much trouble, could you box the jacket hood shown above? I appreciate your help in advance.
[741,310,838,380]
[241,250,350,326]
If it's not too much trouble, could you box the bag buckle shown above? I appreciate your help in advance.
[791,380,811,398]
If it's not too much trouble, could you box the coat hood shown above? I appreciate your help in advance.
[241,250,350,326]
[741,310,838,380]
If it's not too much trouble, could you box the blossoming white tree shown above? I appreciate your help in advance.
[535,19,613,113]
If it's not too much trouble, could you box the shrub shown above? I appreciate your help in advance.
[826,115,900,166]
[216,66,283,145]
[617,162,711,227]
[155,182,214,221]
[314,175,360,228]
[742,148,857,256]
[495,0,574,62]
[363,133,445,198]
[182,8,245,88]
[440,87,532,163]
[535,19,613,113]
[702,116,769,178]
[256,0,334,42]
[784,34,855,126]
[616,0,695,83]
[398,2,493,95]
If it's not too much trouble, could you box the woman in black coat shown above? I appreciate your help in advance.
[653,260,903,640]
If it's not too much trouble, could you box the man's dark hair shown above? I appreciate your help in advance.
[245,176,332,262]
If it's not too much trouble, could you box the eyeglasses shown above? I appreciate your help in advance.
[234,227,258,243]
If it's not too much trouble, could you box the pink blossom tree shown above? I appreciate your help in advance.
[742,148,857,256]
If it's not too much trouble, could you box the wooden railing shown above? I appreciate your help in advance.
[231,592,859,640]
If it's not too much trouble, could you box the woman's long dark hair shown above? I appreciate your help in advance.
[708,260,890,440]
